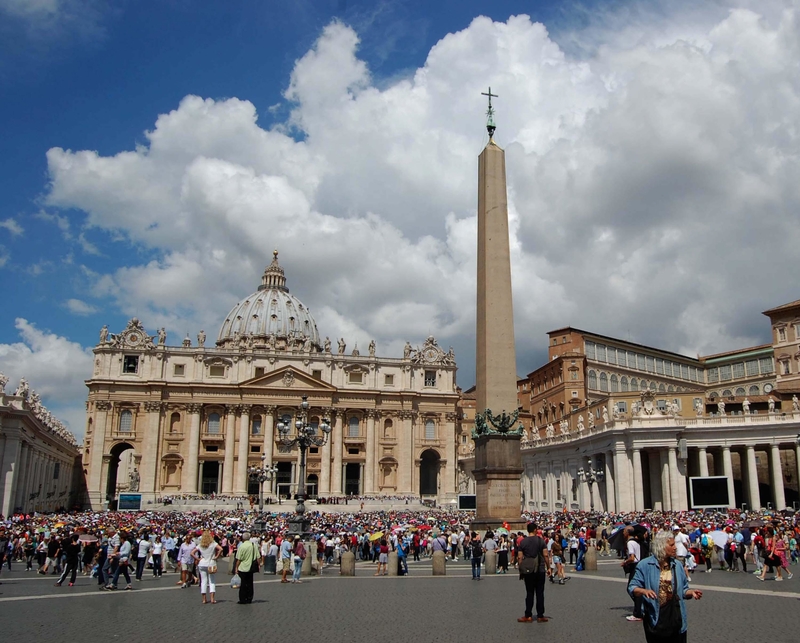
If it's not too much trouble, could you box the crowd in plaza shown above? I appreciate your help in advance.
[0,505,797,638]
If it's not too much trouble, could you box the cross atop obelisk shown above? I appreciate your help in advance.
[481,87,498,139]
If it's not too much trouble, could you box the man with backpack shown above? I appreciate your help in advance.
[469,532,484,580]
[517,523,550,623]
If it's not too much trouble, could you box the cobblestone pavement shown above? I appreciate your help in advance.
[0,556,797,643]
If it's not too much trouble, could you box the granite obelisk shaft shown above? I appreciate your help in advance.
[473,138,524,529]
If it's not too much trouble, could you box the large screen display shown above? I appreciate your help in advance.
[689,477,730,508]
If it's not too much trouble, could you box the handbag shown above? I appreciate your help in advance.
[208,561,217,574]
[644,568,682,638]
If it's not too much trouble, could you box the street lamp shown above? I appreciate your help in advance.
[577,460,605,512]
[277,395,331,536]
[248,454,278,515]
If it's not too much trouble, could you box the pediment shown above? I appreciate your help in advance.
[240,366,337,391]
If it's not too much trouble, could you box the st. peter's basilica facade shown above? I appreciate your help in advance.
[83,252,459,509]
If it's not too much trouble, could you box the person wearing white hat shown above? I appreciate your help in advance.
[673,525,691,582]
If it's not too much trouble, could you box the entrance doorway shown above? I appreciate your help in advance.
[420,449,440,496]
[105,442,135,505]
[345,463,361,496]
[306,474,318,498]
[201,461,220,495]
[276,462,292,498]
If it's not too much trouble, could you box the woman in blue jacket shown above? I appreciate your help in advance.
[628,530,703,642]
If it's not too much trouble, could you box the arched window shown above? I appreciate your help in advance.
[119,410,133,433]
[208,412,221,434]
[383,419,394,439]
[610,374,619,392]
[667,385,674,393]
[620,376,629,392]
[599,372,608,392]
[251,415,262,435]
[659,383,666,393]
[169,412,181,433]
[735,388,745,397]
[587,371,597,390]
[425,419,436,440]
[630,377,638,390]
[348,416,360,437]
[722,390,732,397]
[749,385,760,395]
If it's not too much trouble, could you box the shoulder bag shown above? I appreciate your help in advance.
[519,537,544,575]
[644,567,682,638]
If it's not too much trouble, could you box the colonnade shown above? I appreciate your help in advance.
[525,439,800,513]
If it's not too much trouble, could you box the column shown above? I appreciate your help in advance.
[667,447,681,510]
[13,442,28,511]
[1,434,21,517]
[140,402,163,498]
[320,407,331,495]
[365,411,376,494]
[197,460,204,494]
[676,450,689,510]
[264,406,275,465]
[631,449,644,511]
[745,445,761,510]
[796,444,800,508]
[721,446,736,509]
[359,463,365,495]
[332,412,343,493]
[184,405,202,493]
[614,448,632,511]
[222,406,236,495]
[88,401,111,507]
[235,405,251,495]
[698,447,709,477]
[604,451,616,513]
[20,444,34,513]
[290,462,297,496]
[443,413,457,495]
[648,451,663,511]
[769,444,786,510]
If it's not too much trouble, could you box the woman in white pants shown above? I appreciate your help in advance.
[192,531,222,604]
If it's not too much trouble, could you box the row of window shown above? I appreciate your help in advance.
[587,371,684,394]
[706,357,773,383]
[118,410,438,439]
[585,341,701,383]
[776,325,800,343]
[122,355,421,387]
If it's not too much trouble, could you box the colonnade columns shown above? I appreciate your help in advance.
[0,433,21,516]
[769,444,786,510]
[222,406,236,495]
[676,451,689,510]
[668,448,682,510]
[137,402,162,499]
[235,405,251,495]
[264,406,275,471]
[604,451,616,513]
[614,448,632,511]
[365,411,376,494]
[319,407,331,494]
[13,441,27,511]
[647,451,663,510]
[721,446,736,509]
[184,405,202,494]
[698,447,709,477]
[88,401,111,507]
[331,412,343,494]
[745,445,761,510]
[632,449,644,511]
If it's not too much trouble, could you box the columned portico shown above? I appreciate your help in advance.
[745,445,761,510]
[769,444,786,510]
[631,448,644,511]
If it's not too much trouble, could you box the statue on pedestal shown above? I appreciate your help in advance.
[99,325,109,344]
[368,340,376,357]
[157,328,166,345]
[129,469,140,492]
[742,398,750,414]
[197,330,206,347]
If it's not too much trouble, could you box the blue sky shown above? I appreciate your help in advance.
[2,0,799,438]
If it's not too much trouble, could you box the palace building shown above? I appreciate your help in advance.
[457,300,800,514]
[82,252,460,509]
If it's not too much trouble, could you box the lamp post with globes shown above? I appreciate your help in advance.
[248,454,278,515]
[577,461,604,512]
[277,395,331,536]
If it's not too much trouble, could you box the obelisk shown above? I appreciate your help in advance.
[472,88,525,531]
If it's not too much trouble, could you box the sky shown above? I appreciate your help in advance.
[2,0,800,441]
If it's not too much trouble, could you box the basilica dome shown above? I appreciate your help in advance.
[217,251,321,351]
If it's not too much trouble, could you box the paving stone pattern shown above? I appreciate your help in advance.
[0,558,797,643]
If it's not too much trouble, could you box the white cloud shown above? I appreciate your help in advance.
[42,4,800,383]
[0,318,93,436]
[0,0,108,40]
[64,298,98,316]
[0,218,23,236]
[0,245,8,268]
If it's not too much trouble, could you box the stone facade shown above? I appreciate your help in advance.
[83,255,459,509]
[460,301,800,513]
[0,377,80,516]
